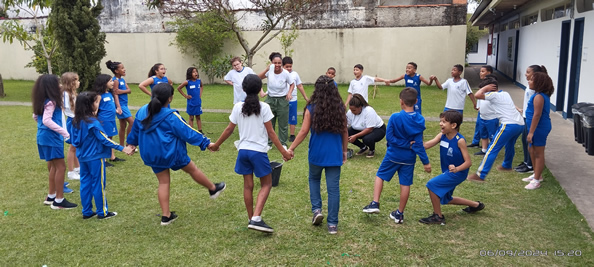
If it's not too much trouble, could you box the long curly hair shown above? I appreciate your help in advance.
[61,72,79,111]
[307,75,346,134]
[532,72,555,97]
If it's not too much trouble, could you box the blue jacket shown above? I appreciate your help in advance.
[71,117,123,162]
[127,105,210,169]
[385,110,429,165]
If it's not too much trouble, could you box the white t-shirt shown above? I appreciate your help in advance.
[348,75,375,102]
[229,101,275,153]
[346,106,384,131]
[478,99,497,120]
[522,88,536,118]
[266,65,294,97]
[484,91,525,125]
[63,91,75,118]
[442,78,472,110]
[288,71,303,102]
[224,66,256,104]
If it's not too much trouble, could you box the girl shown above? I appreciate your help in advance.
[524,72,554,190]
[176,67,204,133]
[33,74,77,209]
[126,83,226,226]
[346,94,386,158]
[257,52,295,148]
[515,65,548,174]
[106,60,135,147]
[138,63,173,96]
[71,92,133,219]
[224,56,256,104]
[61,72,81,181]
[288,75,348,235]
[211,74,292,233]
[93,74,123,166]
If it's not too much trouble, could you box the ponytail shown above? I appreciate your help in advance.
[241,74,263,117]
[142,83,173,127]
[148,63,163,78]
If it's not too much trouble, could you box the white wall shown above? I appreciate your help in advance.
[467,33,489,64]
[496,29,517,79]
[575,9,594,105]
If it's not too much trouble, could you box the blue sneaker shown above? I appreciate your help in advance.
[64,182,70,187]
[363,201,380,214]
[389,210,404,224]
[63,185,74,194]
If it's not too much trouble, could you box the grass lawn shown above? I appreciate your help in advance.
[0,80,592,265]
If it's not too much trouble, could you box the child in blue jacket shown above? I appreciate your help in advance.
[126,83,226,226]
[72,92,133,219]
[362,88,432,224]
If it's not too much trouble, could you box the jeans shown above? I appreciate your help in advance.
[309,163,341,226]
[347,124,386,151]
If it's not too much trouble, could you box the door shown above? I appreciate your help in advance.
[556,20,571,111]
[567,18,585,118]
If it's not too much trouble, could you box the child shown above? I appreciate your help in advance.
[224,57,256,104]
[468,65,494,148]
[523,72,554,190]
[138,63,173,96]
[176,67,204,133]
[282,57,309,142]
[431,64,477,115]
[474,74,500,156]
[387,62,433,114]
[126,83,226,225]
[32,74,77,209]
[106,60,135,148]
[211,74,292,233]
[288,75,348,235]
[420,110,484,225]
[71,92,133,219]
[61,72,81,181]
[467,76,525,181]
[515,65,548,174]
[362,88,431,224]
[326,67,338,87]
[345,64,389,108]
[93,74,123,166]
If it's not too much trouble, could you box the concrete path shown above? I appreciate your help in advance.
[466,65,594,230]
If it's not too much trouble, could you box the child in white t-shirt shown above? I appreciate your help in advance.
[224,56,256,104]
[345,64,389,108]
[282,57,309,142]
[431,64,477,115]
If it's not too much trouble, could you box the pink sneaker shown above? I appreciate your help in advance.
[521,174,535,182]
[525,179,542,190]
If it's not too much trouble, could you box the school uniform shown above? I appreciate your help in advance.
[348,75,375,102]
[185,79,203,116]
[98,92,118,137]
[441,78,472,114]
[426,133,469,205]
[520,88,537,166]
[477,98,499,141]
[113,77,132,119]
[264,65,294,146]
[224,67,256,104]
[346,106,386,151]
[526,92,551,146]
[63,92,75,144]
[376,110,429,186]
[37,100,68,161]
[404,73,423,114]
[127,105,210,174]
[149,76,169,91]
[476,91,524,179]
[288,71,303,126]
[71,117,124,217]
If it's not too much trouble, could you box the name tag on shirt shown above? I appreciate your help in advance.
[440,140,449,148]
[407,79,413,83]
[190,85,196,89]
[157,81,163,84]
[103,96,112,102]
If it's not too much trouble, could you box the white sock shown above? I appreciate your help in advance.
[55,198,64,203]
[48,194,56,198]
[482,148,487,153]
[251,216,262,222]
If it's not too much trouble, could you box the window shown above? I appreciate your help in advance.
[542,1,573,21]
[469,42,479,53]
[522,13,538,26]
[577,0,594,13]
[501,23,508,31]
[510,20,520,29]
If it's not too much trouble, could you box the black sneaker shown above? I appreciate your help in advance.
[43,196,55,205]
[356,146,369,156]
[248,219,274,233]
[389,210,404,224]
[209,182,226,199]
[515,162,526,169]
[515,164,534,173]
[50,198,78,210]
[83,212,97,220]
[467,143,479,148]
[419,213,446,225]
[312,210,324,226]
[474,151,486,156]
[109,157,126,162]
[161,211,178,225]
[289,135,296,142]
[105,161,115,167]
[98,212,118,219]
[462,201,485,213]
[363,201,380,214]
[366,150,375,158]
[327,225,337,235]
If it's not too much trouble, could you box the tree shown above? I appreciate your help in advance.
[50,0,106,91]
[277,24,299,58]
[0,0,59,74]
[466,13,488,56]
[146,0,330,67]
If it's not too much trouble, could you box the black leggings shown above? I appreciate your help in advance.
[348,124,386,151]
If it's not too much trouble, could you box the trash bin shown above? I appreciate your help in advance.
[270,161,283,187]
[572,103,594,143]
[581,108,594,156]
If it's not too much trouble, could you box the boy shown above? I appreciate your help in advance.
[283,57,309,142]
[326,67,338,87]
[224,57,256,104]
[345,64,389,108]
[474,74,500,156]
[420,110,484,225]
[387,62,432,114]
[362,88,431,224]
[431,64,477,115]
[468,65,494,147]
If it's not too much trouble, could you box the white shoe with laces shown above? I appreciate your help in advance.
[525,179,542,190]
[68,171,80,180]
[521,174,535,182]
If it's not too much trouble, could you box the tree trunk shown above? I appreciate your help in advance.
[0,73,5,98]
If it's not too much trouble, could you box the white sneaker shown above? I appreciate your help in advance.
[521,174,535,182]
[68,171,80,180]
[73,167,80,174]
[525,179,542,190]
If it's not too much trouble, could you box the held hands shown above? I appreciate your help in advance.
[423,163,432,173]
[282,149,293,162]
[207,143,219,152]
[429,75,436,81]
[123,145,135,155]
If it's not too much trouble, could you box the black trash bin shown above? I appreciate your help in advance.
[582,108,594,156]
[572,103,594,143]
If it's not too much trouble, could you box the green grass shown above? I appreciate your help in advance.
[1,80,593,265]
